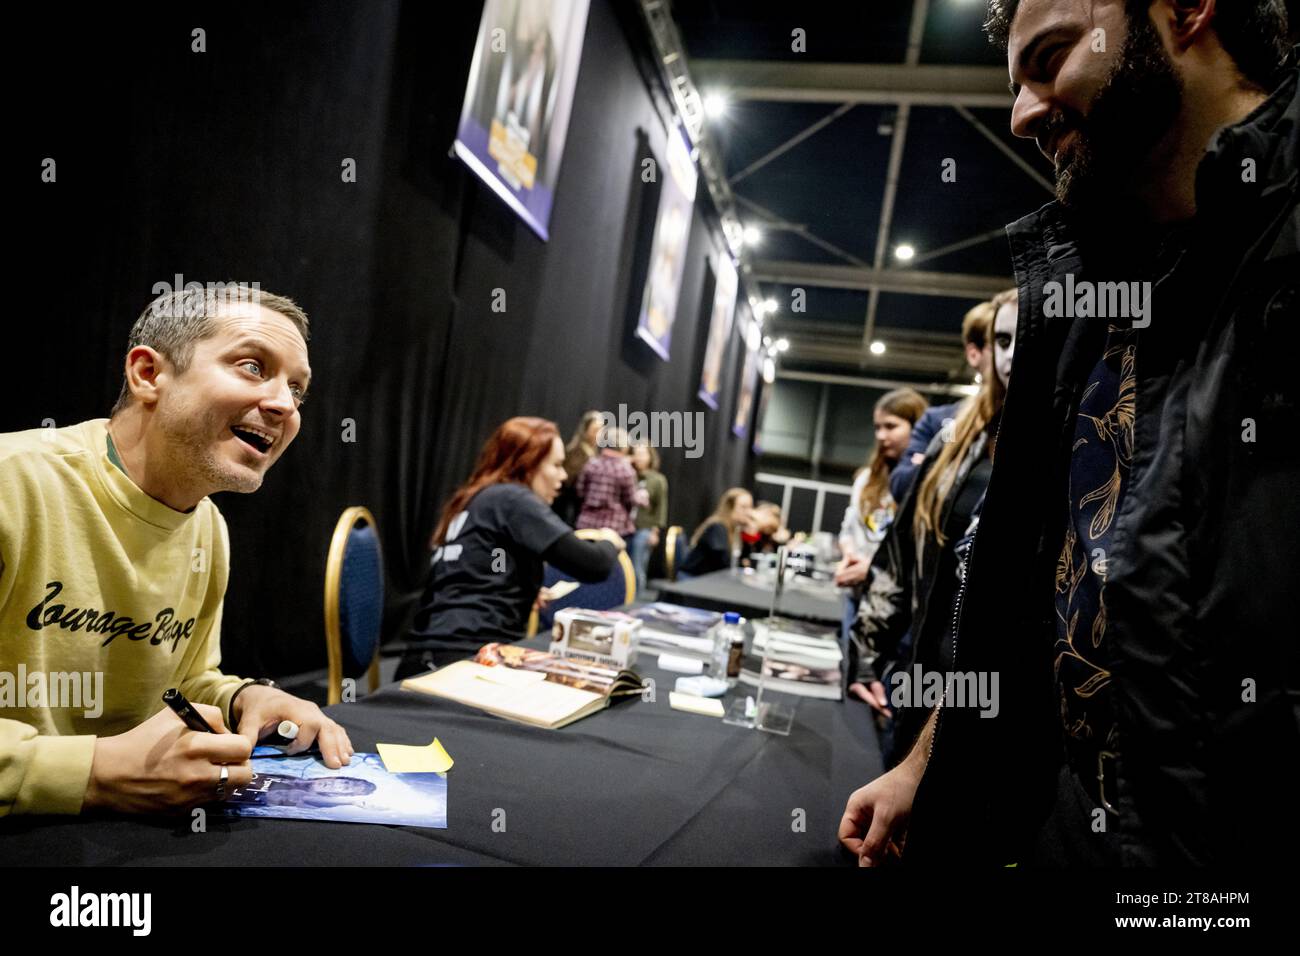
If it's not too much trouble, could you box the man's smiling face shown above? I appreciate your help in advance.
[1007,0,1184,210]
[152,302,311,496]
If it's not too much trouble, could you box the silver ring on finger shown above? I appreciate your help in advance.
[215,764,229,799]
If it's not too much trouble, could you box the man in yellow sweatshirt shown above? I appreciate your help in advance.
[1,285,353,816]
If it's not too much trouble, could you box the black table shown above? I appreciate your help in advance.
[655,568,845,627]
[3,649,881,866]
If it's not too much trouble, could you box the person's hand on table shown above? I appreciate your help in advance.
[84,703,253,814]
[848,680,892,716]
[834,554,871,587]
[232,685,353,769]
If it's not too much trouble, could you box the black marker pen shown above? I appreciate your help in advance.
[162,687,217,733]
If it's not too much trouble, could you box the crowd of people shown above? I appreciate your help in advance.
[400,410,796,677]
[2,0,1294,870]
[837,0,1297,869]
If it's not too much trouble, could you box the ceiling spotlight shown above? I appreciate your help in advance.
[703,91,730,119]
[776,338,790,352]
[869,340,886,355]
[894,244,915,261]
[762,298,777,315]
[743,224,762,246]
[762,357,776,384]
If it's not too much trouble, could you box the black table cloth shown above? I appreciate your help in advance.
[654,569,844,627]
[3,649,881,866]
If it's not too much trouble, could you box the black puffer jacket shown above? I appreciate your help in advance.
[907,62,1300,866]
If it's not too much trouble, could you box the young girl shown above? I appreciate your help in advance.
[837,388,929,587]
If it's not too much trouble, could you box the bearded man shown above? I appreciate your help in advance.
[840,0,1297,866]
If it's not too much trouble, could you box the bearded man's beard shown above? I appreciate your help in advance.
[1051,11,1183,211]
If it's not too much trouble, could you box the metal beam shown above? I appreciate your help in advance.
[810,382,830,478]
[778,342,967,376]
[729,103,855,185]
[691,60,1013,107]
[777,368,976,398]
[907,226,1009,266]
[771,322,973,375]
[862,0,929,352]
[752,260,1010,299]
[736,194,868,268]
[953,104,1055,195]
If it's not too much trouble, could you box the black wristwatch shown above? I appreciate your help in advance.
[228,678,279,730]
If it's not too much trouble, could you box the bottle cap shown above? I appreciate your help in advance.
[724,612,741,624]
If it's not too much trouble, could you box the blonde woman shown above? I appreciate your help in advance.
[679,488,754,578]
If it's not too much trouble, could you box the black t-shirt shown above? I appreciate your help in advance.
[680,523,731,576]
[409,483,573,654]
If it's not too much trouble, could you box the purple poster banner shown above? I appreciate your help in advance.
[453,0,592,241]
[635,126,699,360]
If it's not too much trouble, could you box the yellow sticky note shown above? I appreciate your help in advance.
[668,692,724,718]
[377,737,454,773]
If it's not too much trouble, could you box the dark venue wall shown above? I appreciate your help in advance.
[10,0,759,678]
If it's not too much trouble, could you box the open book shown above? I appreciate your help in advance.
[400,642,644,730]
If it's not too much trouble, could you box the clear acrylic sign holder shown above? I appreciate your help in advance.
[723,546,797,735]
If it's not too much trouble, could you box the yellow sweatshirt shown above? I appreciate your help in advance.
[0,419,246,815]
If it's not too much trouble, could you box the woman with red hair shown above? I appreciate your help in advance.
[396,417,623,677]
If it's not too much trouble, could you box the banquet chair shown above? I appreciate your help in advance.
[324,506,384,705]
[526,528,636,637]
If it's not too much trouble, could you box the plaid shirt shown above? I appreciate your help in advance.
[575,452,639,536]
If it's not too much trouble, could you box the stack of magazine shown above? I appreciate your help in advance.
[626,602,722,661]
[401,642,643,729]
[739,617,843,700]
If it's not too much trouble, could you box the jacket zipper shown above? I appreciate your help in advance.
[929,521,973,765]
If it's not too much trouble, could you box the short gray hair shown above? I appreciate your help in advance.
[111,284,310,415]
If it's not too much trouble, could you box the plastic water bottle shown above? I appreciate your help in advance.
[714,612,742,679]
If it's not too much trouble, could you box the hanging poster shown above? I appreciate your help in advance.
[698,251,738,409]
[752,368,774,454]
[453,0,593,241]
[732,313,762,438]
[635,125,699,360]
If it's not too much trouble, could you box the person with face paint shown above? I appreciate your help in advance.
[841,0,1298,868]
[889,302,1003,503]
[845,292,1017,766]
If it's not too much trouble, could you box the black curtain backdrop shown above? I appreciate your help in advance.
[10,0,758,678]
